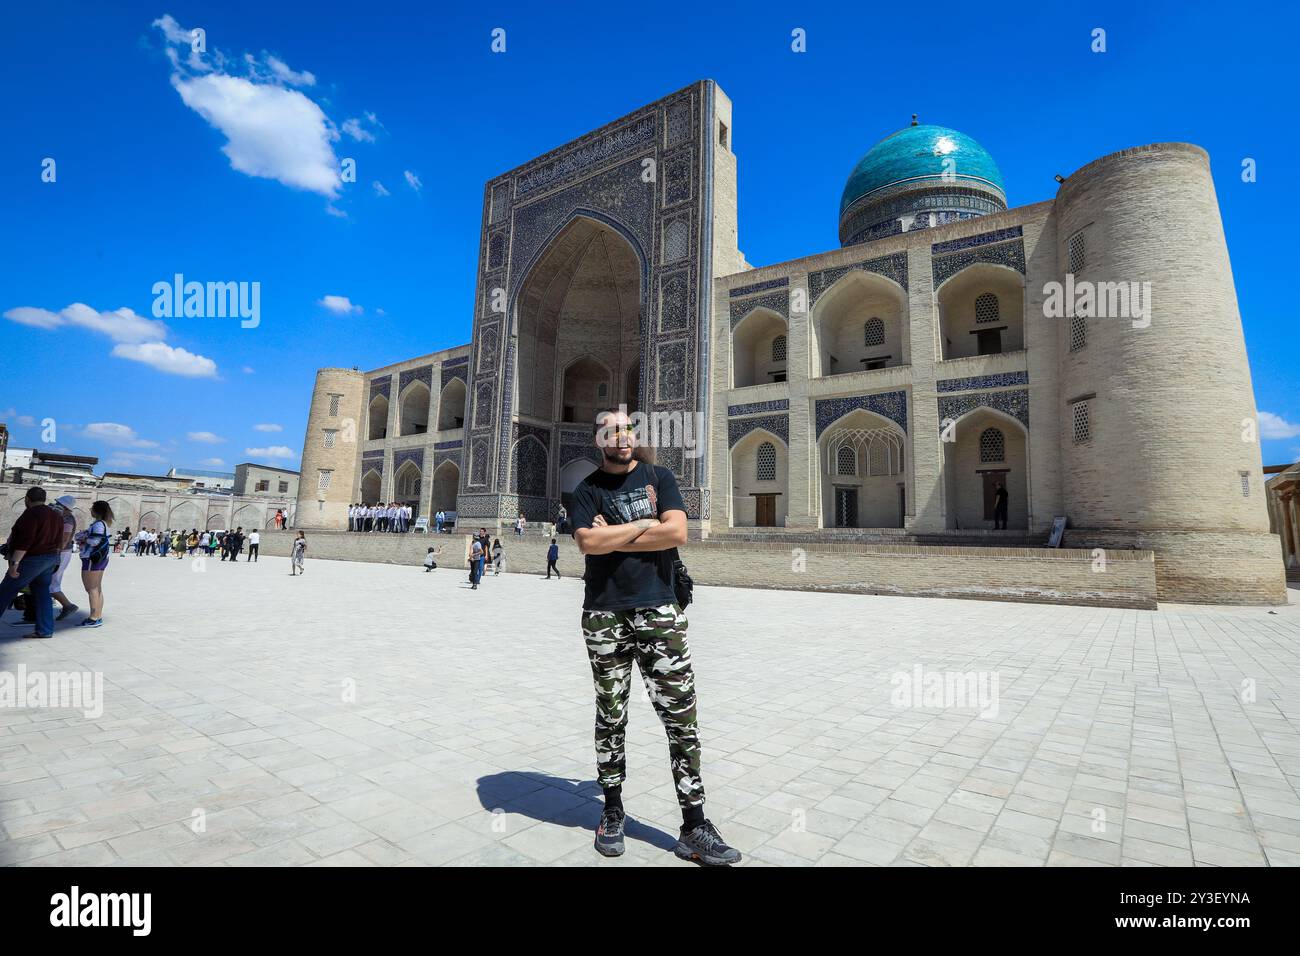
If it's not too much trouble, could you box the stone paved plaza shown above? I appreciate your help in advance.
[2,552,1299,867]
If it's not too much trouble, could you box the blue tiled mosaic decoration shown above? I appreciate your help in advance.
[728,414,789,448]
[935,371,1029,393]
[369,378,391,399]
[932,238,1025,288]
[814,391,908,436]
[931,225,1023,255]
[728,276,788,298]
[398,366,432,393]
[730,290,789,329]
[937,388,1029,430]
[393,448,424,473]
[808,253,909,307]
[728,399,790,417]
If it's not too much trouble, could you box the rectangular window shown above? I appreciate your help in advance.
[317,469,333,491]
[771,372,787,383]
[1069,316,1087,352]
[976,329,1002,356]
[328,393,341,417]
[255,480,269,492]
[323,429,338,449]
[1240,471,1250,497]
[1067,230,1086,274]
[719,121,729,149]
[278,481,289,493]
[1071,401,1091,444]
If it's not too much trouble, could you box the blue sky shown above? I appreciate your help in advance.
[1,0,1297,473]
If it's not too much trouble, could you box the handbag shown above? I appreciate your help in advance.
[670,547,694,609]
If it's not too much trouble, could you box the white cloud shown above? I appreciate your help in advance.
[242,365,255,374]
[342,117,375,142]
[1259,411,1300,440]
[319,295,361,314]
[372,180,390,197]
[0,407,38,428]
[375,308,386,316]
[245,445,296,460]
[187,431,225,443]
[83,423,159,448]
[265,55,316,88]
[404,170,422,192]
[112,342,219,378]
[199,457,226,467]
[104,451,168,470]
[155,17,342,199]
[171,72,342,197]
[254,423,283,432]
[4,303,168,343]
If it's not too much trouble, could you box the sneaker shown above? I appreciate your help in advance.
[594,806,626,857]
[56,603,78,621]
[674,819,742,866]
[76,618,103,628]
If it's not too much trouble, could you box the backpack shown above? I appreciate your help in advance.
[86,521,111,563]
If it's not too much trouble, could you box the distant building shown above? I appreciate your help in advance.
[234,463,299,498]
[5,448,99,484]
[101,472,193,492]
[167,467,235,491]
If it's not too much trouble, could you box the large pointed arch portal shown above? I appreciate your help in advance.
[455,81,725,526]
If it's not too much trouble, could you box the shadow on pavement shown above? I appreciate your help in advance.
[475,771,676,851]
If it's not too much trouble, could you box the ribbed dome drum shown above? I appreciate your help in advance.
[838,124,1007,246]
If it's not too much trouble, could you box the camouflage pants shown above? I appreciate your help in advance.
[581,604,704,809]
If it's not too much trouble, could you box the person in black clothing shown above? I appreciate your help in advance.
[570,407,740,866]
[993,481,1009,530]
[545,537,560,579]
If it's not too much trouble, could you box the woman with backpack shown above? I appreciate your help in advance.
[75,500,114,629]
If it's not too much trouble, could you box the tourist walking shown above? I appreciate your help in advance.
[290,532,307,575]
[0,487,66,639]
[491,537,503,575]
[435,510,445,534]
[48,495,80,622]
[570,407,739,865]
[993,481,1009,530]
[515,512,526,537]
[75,500,114,629]
[545,537,561,579]
[248,529,260,562]
[468,536,484,589]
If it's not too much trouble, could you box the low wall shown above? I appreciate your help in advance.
[0,480,294,539]
[257,529,1159,609]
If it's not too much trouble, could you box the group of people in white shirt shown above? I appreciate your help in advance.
[348,502,415,533]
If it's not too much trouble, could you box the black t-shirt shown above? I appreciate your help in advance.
[569,461,686,611]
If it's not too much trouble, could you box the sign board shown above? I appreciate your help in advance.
[1047,516,1067,549]
[413,516,429,533]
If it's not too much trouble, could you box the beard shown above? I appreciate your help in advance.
[603,444,634,464]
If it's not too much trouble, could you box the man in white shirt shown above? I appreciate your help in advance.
[248,529,261,562]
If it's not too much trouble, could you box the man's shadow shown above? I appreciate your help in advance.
[476,771,676,851]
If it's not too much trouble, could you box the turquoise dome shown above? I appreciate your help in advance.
[840,124,1005,216]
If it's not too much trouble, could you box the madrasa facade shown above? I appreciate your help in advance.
[296,80,1285,605]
